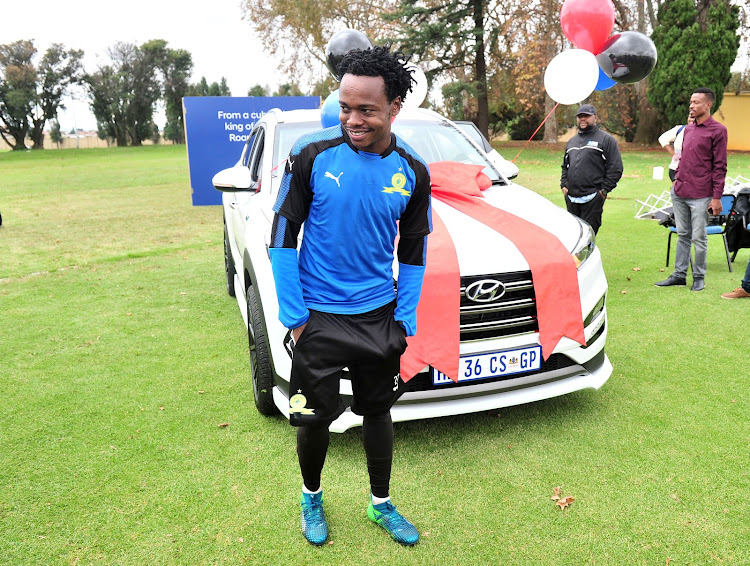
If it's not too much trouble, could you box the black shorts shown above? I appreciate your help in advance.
[288,300,407,427]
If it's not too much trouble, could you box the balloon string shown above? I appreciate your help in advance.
[512,102,560,163]
[270,158,287,173]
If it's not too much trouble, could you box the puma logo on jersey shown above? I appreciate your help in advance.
[325,171,344,187]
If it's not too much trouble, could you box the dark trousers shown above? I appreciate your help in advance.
[565,192,606,234]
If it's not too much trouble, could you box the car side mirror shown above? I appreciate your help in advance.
[487,150,519,180]
[212,166,254,192]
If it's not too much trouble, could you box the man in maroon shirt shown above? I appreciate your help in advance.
[655,87,728,292]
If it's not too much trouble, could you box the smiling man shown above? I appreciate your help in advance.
[268,46,432,546]
[560,104,623,235]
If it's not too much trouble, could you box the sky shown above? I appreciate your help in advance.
[2,0,289,131]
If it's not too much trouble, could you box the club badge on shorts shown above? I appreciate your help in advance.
[289,392,315,415]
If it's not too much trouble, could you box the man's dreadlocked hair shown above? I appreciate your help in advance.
[336,45,415,104]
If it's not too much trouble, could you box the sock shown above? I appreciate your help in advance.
[302,484,322,495]
[372,494,390,505]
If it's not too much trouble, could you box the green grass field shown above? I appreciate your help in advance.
[1,144,749,565]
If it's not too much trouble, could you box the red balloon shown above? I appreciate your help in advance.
[560,0,615,54]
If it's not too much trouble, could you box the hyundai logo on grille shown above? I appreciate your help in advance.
[465,279,506,302]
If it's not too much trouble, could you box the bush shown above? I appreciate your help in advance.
[507,114,544,141]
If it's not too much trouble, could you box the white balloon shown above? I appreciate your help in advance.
[403,64,428,110]
[543,49,600,105]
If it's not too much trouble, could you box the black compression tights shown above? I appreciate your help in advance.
[296,412,393,498]
[363,412,394,498]
[297,424,330,492]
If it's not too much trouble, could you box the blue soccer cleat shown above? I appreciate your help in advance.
[300,491,329,545]
[367,498,419,546]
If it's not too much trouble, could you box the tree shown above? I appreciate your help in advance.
[151,121,161,145]
[648,0,740,132]
[0,40,35,150]
[273,83,304,96]
[216,78,231,96]
[49,119,63,148]
[88,63,127,146]
[86,42,162,146]
[590,82,640,142]
[505,0,563,143]
[186,77,231,96]
[0,40,83,150]
[188,77,210,96]
[726,70,749,93]
[485,68,520,139]
[29,44,84,149]
[385,0,493,137]
[441,80,476,121]
[242,0,397,84]
[142,39,193,144]
[310,75,338,100]
[248,84,269,96]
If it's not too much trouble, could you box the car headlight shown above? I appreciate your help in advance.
[571,220,596,270]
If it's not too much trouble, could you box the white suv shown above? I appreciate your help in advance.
[213,107,611,432]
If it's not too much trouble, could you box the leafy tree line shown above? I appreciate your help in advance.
[3,1,745,149]
[1,39,294,150]
[243,0,745,144]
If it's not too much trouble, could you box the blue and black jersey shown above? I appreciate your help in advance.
[269,125,432,335]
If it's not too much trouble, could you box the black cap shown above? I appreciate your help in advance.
[576,104,596,116]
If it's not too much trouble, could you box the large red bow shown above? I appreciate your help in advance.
[400,162,586,383]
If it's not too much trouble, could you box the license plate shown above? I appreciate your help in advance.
[432,345,542,385]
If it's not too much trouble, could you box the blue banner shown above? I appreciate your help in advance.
[183,96,320,206]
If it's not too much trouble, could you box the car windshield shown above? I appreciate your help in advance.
[273,118,504,184]
[455,121,491,152]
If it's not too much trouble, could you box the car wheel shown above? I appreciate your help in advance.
[224,222,236,297]
[247,285,277,416]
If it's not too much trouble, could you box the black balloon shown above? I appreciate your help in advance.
[325,29,373,81]
[595,31,657,84]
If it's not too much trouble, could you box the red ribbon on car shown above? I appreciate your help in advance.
[400,161,586,383]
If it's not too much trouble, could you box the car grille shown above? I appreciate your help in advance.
[402,354,577,393]
[460,271,538,341]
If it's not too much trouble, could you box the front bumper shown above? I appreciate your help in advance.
[272,348,611,433]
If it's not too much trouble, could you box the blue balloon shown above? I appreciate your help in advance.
[595,67,617,91]
[321,89,340,128]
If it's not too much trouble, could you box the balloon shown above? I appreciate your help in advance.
[325,29,373,80]
[321,89,340,128]
[402,64,428,110]
[560,0,615,54]
[543,49,600,105]
[595,31,658,84]
[594,67,617,91]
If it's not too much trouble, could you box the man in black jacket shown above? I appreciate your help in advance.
[560,104,623,234]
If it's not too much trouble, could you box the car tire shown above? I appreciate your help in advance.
[247,285,277,416]
[224,222,236,297]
